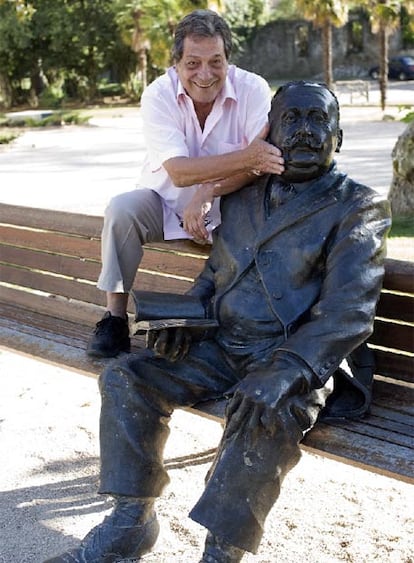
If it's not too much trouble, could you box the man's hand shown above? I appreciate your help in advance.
[148,327,192,362]
[182,182,218,241]
[244,124,284,176]
[225,356,317,437]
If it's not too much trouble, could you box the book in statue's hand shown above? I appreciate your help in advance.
[130,290,218,342]
[133,318,218,333]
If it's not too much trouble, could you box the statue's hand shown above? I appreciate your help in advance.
[225,355,318,437]
[148,327,192,362]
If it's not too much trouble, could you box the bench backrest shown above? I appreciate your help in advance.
[1,203,412,385]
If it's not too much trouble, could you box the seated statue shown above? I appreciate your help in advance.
[45,81,391,563]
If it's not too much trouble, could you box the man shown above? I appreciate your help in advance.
[46,81,391,562]
[87,9,284,358]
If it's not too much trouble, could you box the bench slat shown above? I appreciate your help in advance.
[369,406,413,429]
[368,318,414,354]
[375,292,414,323]
[1,264,193,309]
[371,349,413,383]
[1,225,101,260]
[1,244,101,281]
[0,287,105,327]
[301,420,414,484]
[382,258,414,293]
[0,203,103,238]
[328,414,413,448]
[370,377,414,412]
[1,240,206,285]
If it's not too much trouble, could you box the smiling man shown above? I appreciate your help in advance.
[45,81,391,563]
[86,9,284,360]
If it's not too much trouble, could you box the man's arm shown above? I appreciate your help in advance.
[174,125,282,240]
[163,125,283,187]
[181,172,260,241]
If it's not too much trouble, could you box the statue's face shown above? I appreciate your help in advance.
[268,84,342,182]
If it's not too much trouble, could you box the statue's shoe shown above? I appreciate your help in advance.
[43,499,159,563]
[199,531,245,563]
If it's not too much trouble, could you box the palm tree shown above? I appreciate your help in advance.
[294,0,349,88]
[114,0,213,89]
[362,0,403,111]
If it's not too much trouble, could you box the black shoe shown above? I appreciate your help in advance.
[44,498,159,562]
[200,532,245,563]
[87,312,130,358]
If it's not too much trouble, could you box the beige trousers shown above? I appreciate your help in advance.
[97,189,164,293]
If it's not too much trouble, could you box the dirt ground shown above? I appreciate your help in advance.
[0,348,413,563]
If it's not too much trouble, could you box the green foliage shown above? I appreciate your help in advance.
[402,112,414,124]
[223,0,269,55]
[401,5,414,47]
[0,132,19,144]
[123,74,144,102]
[98,82,125,96]
[0,0,125,106]
[38,83,65,109]
[269,0,301,19]
[113,0,209,69]
[0,111,90,128]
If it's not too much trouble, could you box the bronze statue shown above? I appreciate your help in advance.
[45,81,391,563]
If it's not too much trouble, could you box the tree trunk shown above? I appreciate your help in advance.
[323,20,333,89]
[379,24,388,111]
[137,48,148,90]
[132,10,148,91]
[0,72,12,109]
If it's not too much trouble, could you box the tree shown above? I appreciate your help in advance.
[113,0,212,91]
[0,0,35,107]
[293,0,349,88]
[361,0,402,111]
[36,0,120,102]
[223,0,269,55]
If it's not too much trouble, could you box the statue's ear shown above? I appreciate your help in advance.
[335,128,343,153]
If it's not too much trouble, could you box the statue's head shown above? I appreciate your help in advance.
[268,81,343,182]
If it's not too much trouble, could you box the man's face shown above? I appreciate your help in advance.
[268,84,342,182]
[175,34,228,106]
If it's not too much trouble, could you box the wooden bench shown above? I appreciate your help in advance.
[1,202,413,484]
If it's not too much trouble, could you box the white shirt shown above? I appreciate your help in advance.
[138,64,272,239]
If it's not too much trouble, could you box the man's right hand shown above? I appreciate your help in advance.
[245,124,284,177]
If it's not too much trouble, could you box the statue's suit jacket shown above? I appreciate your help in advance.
[189,164,391,418]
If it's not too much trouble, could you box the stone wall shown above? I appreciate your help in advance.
[232,19,402,81]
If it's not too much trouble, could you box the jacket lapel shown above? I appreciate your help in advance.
[258,167,346,247]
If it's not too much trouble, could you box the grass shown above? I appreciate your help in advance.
[389,215,414,238]
[387,215,413,261]
[0,110,91,145]
[0,132,19,145]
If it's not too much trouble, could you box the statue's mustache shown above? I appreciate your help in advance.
[282,133,322,150]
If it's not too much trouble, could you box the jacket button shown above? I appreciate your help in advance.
[272,290,282,299]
